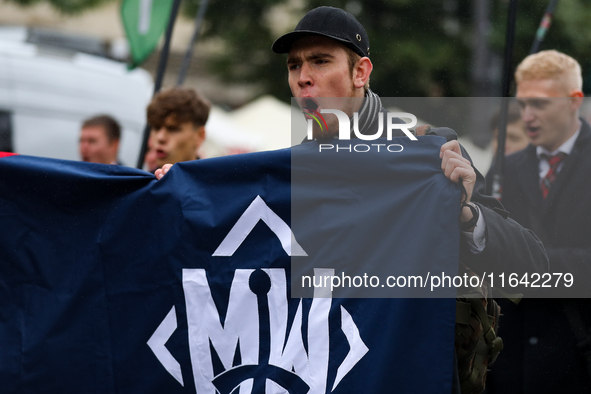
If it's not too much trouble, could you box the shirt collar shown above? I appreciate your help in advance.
[536,121,581,159]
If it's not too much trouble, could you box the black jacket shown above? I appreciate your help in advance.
[413,126,548,277]
[360,106,547,277]
[486,119,591,393]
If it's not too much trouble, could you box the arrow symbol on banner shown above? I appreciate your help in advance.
[213,195,308,257]
[147,306,184,386]
[332,306,369,391]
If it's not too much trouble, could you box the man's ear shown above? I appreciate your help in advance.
[195,126,206,147]
[109,138,120,152]
[570,90,584,111]
[353,57,373,89]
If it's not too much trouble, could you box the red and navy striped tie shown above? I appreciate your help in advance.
[540,152,566,199]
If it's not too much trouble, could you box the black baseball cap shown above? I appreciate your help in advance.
[272,6,370,58]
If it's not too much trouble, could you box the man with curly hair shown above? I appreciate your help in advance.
[148,87,210,169]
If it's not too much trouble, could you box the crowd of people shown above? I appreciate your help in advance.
[78,87,210,172]
[70,6,591,393]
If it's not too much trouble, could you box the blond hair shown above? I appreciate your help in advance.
[515,50,582,93]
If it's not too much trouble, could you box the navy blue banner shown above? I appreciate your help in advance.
[0,142,457,394]
[291,137,461,298]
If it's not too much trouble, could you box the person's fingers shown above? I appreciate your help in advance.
[440,144,476,202]
[449,165,475,185]
[439,140,462,158]
[155,163,173,180]
[442,156,471,181]
[440,144,467,175]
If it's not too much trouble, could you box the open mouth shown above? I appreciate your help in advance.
[526,127,540,137]
[304,98,318,112]
[156,149,167,159]
[302,98,320,120]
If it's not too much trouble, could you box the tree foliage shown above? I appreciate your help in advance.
[9,0,591,97]
[5,0,115,14]
[186,0,591,99]
[184,0,476,99]
[183,0,294,100]
[491,0,591,94]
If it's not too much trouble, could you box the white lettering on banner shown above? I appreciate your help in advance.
[183,268,260,393]
[148,196,369,393]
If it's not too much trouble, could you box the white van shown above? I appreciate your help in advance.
[0,26,153,167]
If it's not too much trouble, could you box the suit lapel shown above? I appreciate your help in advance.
[506,145,548,243]
[516,145,543,214]
[543,119,591,214]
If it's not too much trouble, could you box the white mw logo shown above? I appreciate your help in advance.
[148,196,368,393]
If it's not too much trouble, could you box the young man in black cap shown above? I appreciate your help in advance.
[271,6,548,392]
[271,5,545,262]
[272,6,487,235]
[272,6,375,141]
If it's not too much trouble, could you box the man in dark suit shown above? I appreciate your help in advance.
[487,50,591,393]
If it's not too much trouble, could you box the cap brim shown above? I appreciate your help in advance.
[272,30,355,54]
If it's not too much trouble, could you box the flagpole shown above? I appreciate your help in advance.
[136,0,183,169]
[530,0,560,54]
[491,0,517,200]
[177,0,210,86]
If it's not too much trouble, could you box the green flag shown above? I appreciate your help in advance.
[121,0,174,68]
